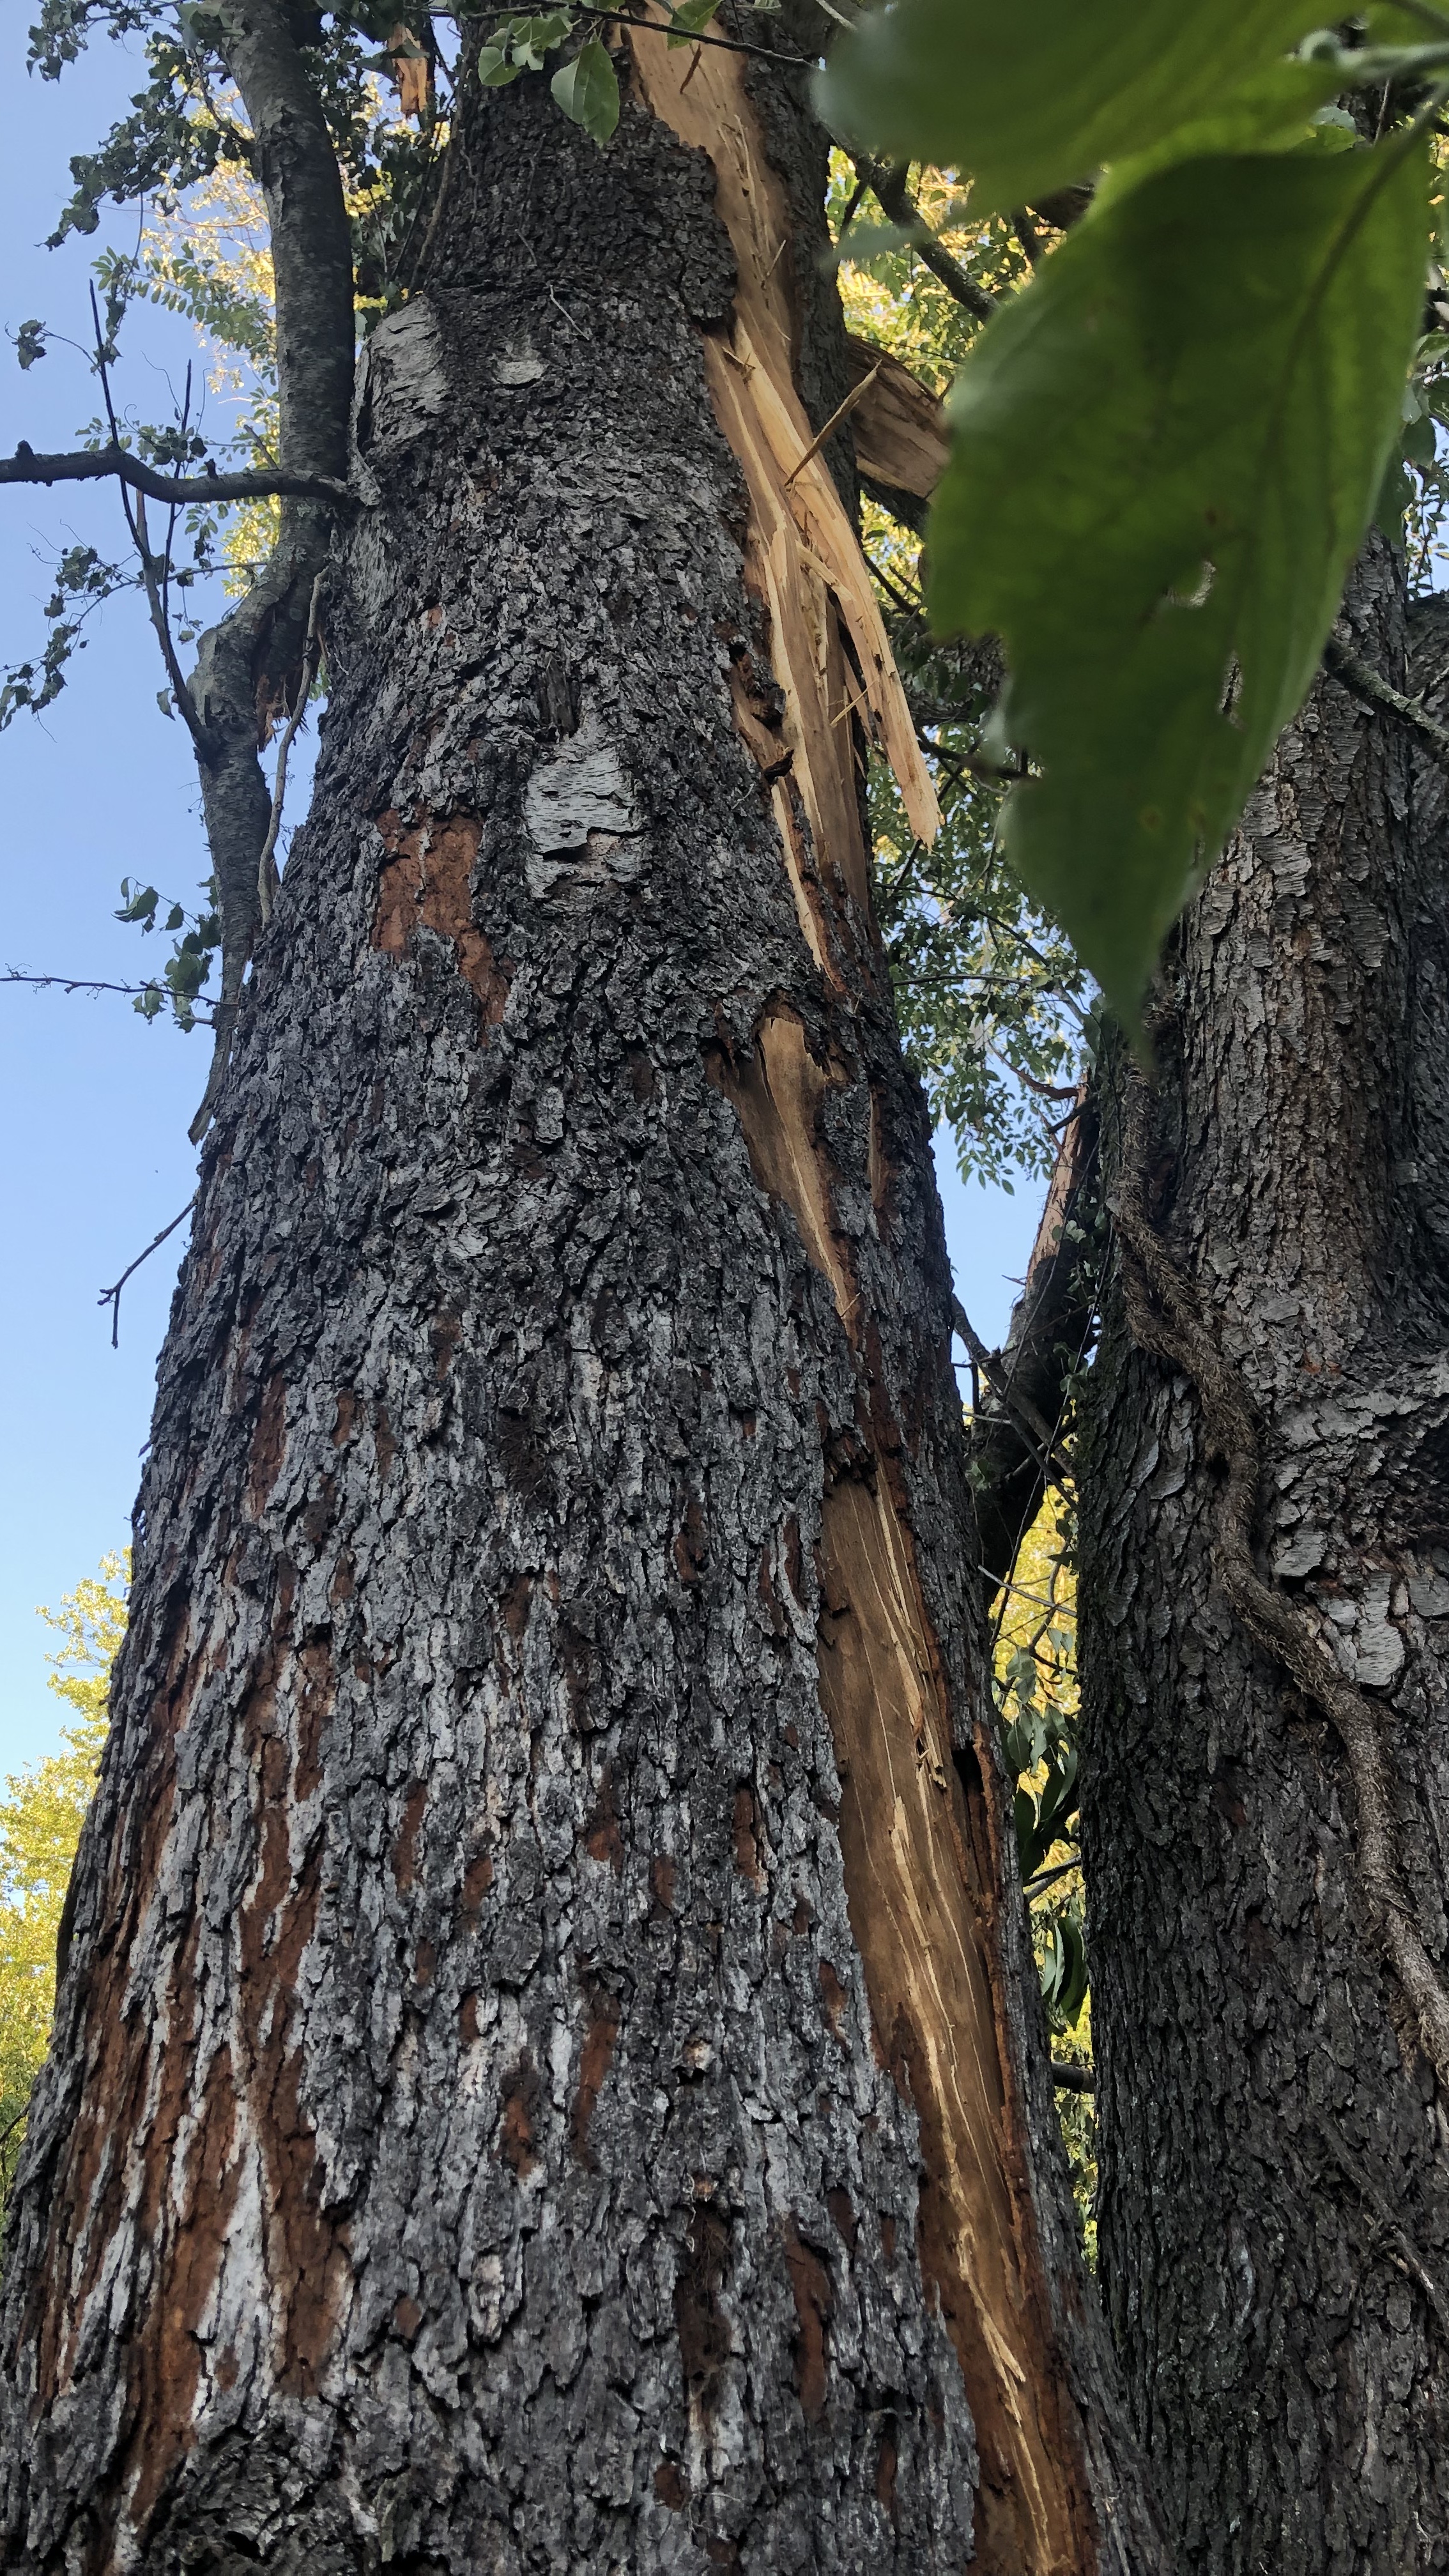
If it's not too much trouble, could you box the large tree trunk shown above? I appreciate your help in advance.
[1082,535,1449,2574]
[0,31,1161,2572]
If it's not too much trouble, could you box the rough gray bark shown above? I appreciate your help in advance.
[1081,533,1449,2575]
[0,47,1162,2576]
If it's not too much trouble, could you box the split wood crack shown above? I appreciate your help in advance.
[1112,1074,1449,2092]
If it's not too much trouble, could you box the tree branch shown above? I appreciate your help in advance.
[851,156,997,323]
[133,490,213,760]
[97,1195,198,1349]
[0,443,352,508]
[1322,631,1449,766]
[1051,2061,1095,2094]
[459,2,819,65]
[180,0,356,1140]
[970,1092,1100,1597]
[2,968,215,1017]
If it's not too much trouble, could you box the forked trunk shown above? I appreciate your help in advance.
[1083,537,1449,2574]
[1,34,1160,2572]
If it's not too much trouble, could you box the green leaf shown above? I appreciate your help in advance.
[1089,58,1347,217]
[816,0,1335,214]
[550,38,620,144]
[925,139,1427,1030]
[826,217,926,273]
[665,0,721,45]
[509,10,575,65]
[477,43,522,82]
[15,320,48,370]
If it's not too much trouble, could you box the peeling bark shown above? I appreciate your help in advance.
[0,40,1161,2575]
[1082,536,1449,2574]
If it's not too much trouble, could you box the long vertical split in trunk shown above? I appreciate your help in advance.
[0,33,1160,2573]
[1082,537,1449,2574]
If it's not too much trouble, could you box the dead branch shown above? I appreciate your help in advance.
[98,1194,199,1348]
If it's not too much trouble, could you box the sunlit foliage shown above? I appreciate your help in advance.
[0,1554,126,2218]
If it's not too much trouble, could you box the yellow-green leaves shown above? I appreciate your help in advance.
[929,142,1426,1025]
[818,0,1335,215]
[1,1554,126,2214]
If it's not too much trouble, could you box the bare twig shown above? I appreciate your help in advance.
[3,968,215,1018]
[257,572,325,925]
[455,1,818,61]
[412,110,459,284]
[98,1195,199,1349]
[133,490,213,759]
[0,443,351,508]
[1323,633,1449,766]
[1113,1071,1449,2090]
[953,1292,1073,1487]
[1025,1855,1082,1899]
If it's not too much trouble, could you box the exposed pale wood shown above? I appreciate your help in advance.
[629,17,939,853]
[712,1004,1087,2572]
[845,333,949,502]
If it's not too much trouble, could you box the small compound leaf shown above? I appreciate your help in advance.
[551,38,620,144]
[926,139,1427,1030]
[816,0,1335,214]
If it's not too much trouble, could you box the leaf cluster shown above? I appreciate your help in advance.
[116,876,221,1027]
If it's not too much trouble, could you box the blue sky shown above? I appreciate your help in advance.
[0,17,1042,1776]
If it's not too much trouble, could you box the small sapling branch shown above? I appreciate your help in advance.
[97,1193,199,1349]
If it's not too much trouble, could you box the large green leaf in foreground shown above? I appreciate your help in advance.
[818,0,1333,214]
[926,142,1427,1027]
